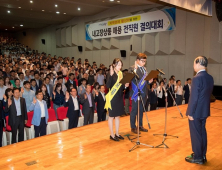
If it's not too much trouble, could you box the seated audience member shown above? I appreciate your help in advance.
[52,83,65,119]
[4,88,27,144]
[40,84,51,108]
[94,85,107,122]
[29,90,49,137]
[30,79,39,93]
[79,84,95,125]
[175,80,183,105]
[0,77,7,100]
[148,83,158,111]
[78,78,87,95]
[21,81,35,112]
[64,88,80,129]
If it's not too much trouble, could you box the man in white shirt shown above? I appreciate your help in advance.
[64,88,80,129]
[0,78,7,100]
[29,90,49,137]
[175,80,183,105]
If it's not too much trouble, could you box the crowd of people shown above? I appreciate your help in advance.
[0,38,192,145]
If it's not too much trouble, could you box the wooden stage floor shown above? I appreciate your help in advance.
[0,101,222,170]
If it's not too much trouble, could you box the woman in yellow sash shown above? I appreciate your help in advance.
[105,58,129,141]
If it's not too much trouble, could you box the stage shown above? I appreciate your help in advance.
[0,101,221,170]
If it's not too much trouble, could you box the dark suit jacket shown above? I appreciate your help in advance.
[183,84,190,99]
[186,71,214,118]
[148,89,158,104]
[94,92,107,114]
[167,84,175,100]
[46,84,53,97]
[64,96,80,118]
[79,93,95,115]
[129,65,150,99]
[4,97,28,126]
[65,79,77,92]
[30,85,39,92]
[35,79,42,88]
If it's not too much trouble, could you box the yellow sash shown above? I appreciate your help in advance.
[104,71,123,110]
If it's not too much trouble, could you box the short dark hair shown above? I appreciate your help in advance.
[136,53,147,60]
[36,90,43,95]
[69,73,74,77]
[57,76,63,81]
[195,56,208,67]
[70,88,77,92]
[34,71,39,76]
[14,78,20,83]
[99,85,104,89]
[176,80,181,83]
[18,72,24,76]
[13,88,20,93]
[23,81,30,86]
[30,79,36,83]
[187,78,191,81]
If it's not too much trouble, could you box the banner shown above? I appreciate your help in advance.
[160,0,212,16]
[85,8,176,40]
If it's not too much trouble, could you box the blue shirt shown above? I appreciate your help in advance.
[86,93,92,107]
[22,89,35,111]
[78,85,86,95]
[32,86,37,93]
[14,98,21,116]
[97,74,104,85]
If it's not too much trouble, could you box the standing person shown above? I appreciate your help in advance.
[175,80,183,105]
[40,84,51,109]
[0,100,3,147]
[52,83,65,119]
[167,78,175,107]
[157,80,166,108]
[79,84,95,125]
[21,81,35,112]
[77,78,87,95]
[44,77,53,98]
[185,56,214,164]
[148,83,158,111]
[183,78,192,104]
[123,69,130,116]
[96,69,105,85]
[65,73,77,93]
[4,88,27,144]
[129,53,153,134]
[105,58,129,141]
[64,88,80,129]
[94,85,107,122]
[0,77,7,100]
[29,90,49,138]
[88,70,95,86]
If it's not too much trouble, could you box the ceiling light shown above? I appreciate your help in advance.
[7,10,10,13]
[63,13,66,14]
[117,1,120,2]
[42,10,45,12]
[12,27,14,28]
[5,29,7,31]
[78,7,81,11]
[30,1,33,3]
[110,0,114,1]
[18,7,21,8]
[20,24,23,27]
[55,4,58,7]
[56,11,60,14]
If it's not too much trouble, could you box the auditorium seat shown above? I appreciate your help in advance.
[78,116,84,127]
[25,111,34,140]
[50,100,53,109]
[57,107,69,131]
[2,128,7,147]
[5,116,27,145]
[47,109,60,135]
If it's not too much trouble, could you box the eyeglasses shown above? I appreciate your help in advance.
[140,60,146,63]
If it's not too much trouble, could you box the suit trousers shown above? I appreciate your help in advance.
[68,110,79,129]
[168,98,174,107]
[124,98,130,114]
[189,118,207,159]
[97,110,106,122]
[34,117,47,137]
[150,103,157,111]
[84,108,94,125]
[175,95,183,105]
[0,120,3,147]
[130,97,145,129]
[185,98,189,104]
[11,116,24,144]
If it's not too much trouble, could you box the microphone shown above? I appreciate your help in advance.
[131,69,139,79]
[156,68,165,75]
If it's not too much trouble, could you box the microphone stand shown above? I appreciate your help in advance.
[153,89,178,148]
[129,75,154,152]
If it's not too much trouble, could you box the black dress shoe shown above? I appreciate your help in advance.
[185,156,204,164]
[190,153,207,163]
[115,134,124,140]
[110,135,119,141]
[139,126,148,132]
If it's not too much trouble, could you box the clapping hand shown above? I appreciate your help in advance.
[149,78,153,84]
[21,87,24,94]
[110,65,114,76]
[84,94,87,99]
[33,97,37,104]
[125,83,129,88]
[65,91,70,101]
[8,98,12,106]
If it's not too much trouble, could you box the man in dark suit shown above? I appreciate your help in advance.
[128,53,153,134]
[64,88,80,129]
[79,84,95,125]
[4,88,28,144]
[34,71,42,88]
[45,77,53,98]
[65,73,77,93]
[94,85,107,122]
[183,78,192,104]
[167,78,175,107]
[30,79,39,93]
[148,83,158,111]
[185,56,214,164]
